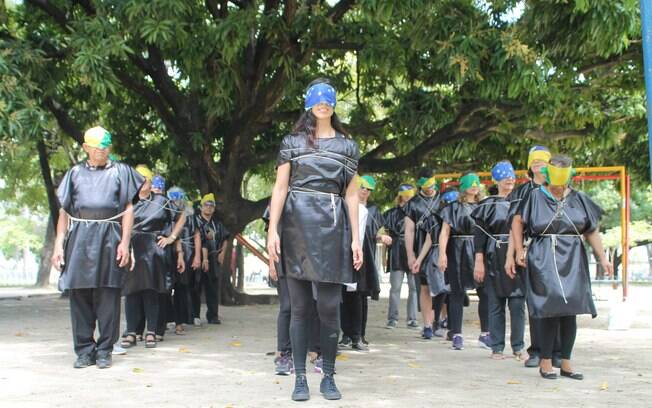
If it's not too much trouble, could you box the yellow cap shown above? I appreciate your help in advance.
[201,193,216,205]
[135,165,153,180]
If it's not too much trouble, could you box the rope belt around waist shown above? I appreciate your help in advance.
[66,211,126,230]
[451,235,474,239]
[289,187,342,226]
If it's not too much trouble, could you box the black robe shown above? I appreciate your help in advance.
[420,215,448,296]
[472,196,525,298]
[124,193,180,295]
[56,161,144,290]
[402,192,441,273]
[519,187,602,318]
[440,201,478,293]
[177,210,198,286]
[197,214,230,278]
[357,204,382,300]
[277,133,360,284]
[382,206,409,272]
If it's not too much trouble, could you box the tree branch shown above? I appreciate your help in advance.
[25,0,69,29]
[524,127,592,141]
[41,98,84,144]
[327,0,356,23]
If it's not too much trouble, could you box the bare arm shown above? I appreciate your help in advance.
[51,209,69,271]
[266,163,290,263]
[404,217,416,265]
[511,215,526,267]
[585,227,614,277]
[345,174,363,270]
[158,212,187,248]
[412,233,432,274]
[116,203,134,267]
[193,230,201,265]
[438,222,450,271]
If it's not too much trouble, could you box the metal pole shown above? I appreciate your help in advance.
[641,0,652,181]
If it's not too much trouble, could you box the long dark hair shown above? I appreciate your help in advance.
[292,78,349,146]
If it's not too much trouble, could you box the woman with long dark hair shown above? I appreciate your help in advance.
[267,78,362,401]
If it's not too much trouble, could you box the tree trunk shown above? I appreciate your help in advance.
[36,215,55,287]
[35,138,59,287]
[236,243,245,291]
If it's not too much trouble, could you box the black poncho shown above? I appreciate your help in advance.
[440,201,478,293]
[277,133,359,284]
[382,206,409,272]
[56,161,144,290]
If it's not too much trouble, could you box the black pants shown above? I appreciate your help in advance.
[527,315,562,358]
[361,296,368,339]
[341,290,363,342]
[477,286,489,333]
[287,278,341,376]
[192,270,219,321]
[432,293,446,327]
[540,315,577,360]
[173,283,193,325]
[125,289,159,334]
[486,281,525,353]
[69,287,121,357]
[448,291,465,335]
[156,293,174,336]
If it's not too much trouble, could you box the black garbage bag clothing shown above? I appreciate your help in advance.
[197,214,230,320]
[173,212,198,325]
[57,160,144,290]
[357,204,382,299]
[124,193,180,295]
[277,133,360,284]
[402,192,441,269]
[519,187,602,319]
[382,206,409,273]
[472,196,525,298]
[440,201,478,294]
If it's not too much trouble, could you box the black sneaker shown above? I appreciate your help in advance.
[320,374,342,400]
[291,374,310,401]
[338,336,352,349]
[207,318,221,324]
[96,352,112,369]
[361,336,369,345]
[351,341,368,352]
[73,353,96,369]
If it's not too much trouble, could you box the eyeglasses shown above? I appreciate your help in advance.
[203,202,216,207]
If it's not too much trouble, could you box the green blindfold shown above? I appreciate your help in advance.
[459,173,481,192]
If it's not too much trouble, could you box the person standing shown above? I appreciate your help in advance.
[384,184,418,329]
[267,78,362,401]
[403,170,441,339]
[511,155,613,379]
[438,172,483,350]
[122,166,186,348]
[196,194,230,324]
[472,161,526,360]
[52,126,144,369]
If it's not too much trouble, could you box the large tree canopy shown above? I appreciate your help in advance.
[0,0,648,234]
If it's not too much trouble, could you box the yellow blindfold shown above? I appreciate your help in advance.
[543,165,574,186]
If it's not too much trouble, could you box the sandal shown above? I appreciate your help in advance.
[491,352,506,360]
[175,326,185,335]
[121,333,137,348]
[145,332,157,348]
[513,351,524,361]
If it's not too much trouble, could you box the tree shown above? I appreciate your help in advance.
[1,1,649,292]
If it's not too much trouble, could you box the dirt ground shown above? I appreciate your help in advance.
[1,284,651,408]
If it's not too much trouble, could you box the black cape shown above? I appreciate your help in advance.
[277,133,360,284]
[382,206,409,272]
[124,193,180,295]
[420,215,448,296]
[440,201,478,293]
[520,187,602,318]
[402,192,441,256]
[356,204,382,299]
[472,196,525,298]
[177,210,198,286]
[57,161,144,290]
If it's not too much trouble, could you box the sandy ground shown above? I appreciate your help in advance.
[1,284,651,408]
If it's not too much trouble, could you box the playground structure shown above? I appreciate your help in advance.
[435,166,630,300]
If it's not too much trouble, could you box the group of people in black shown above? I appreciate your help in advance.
[266,78,613,402]
[53,127,229,369]
[53,78,613,403]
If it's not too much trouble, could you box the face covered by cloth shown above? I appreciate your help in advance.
[304,83,337,111]
[459,173,481,192]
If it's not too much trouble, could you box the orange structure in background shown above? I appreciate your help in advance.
[435,166,630,300]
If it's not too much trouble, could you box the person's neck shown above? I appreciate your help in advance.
[315,120,335,139]
[497,188,511,198]
[533,173,546,185]
[201,213,211,221]
[421,190,436,198]
[360,198,368,205]
[87,158,108,167]
[139,191,150,200]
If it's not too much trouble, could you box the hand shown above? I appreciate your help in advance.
[515,248,527,268]
[505,255,516,279]
[51,245,64,272]
[267,231,281,264]
[269,262,278,281]
[380,235,393,246]
[352,240,363,271]
[130,248,135,272]
[202,259,209,273]
[116,241,130,268]
[600,257,614,278]
[157,235,175,248]
[206,231,215,241]
[192,256,201,270]
[438,253,448,272]
[177,255,186,273]
[218,251,225,265]
[474,262,485,284]
[407,253,416,273]
[411,259,421,275]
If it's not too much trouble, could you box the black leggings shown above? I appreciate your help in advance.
[287,277,341,376]
[448,291,465,335]
[432,293,446,326]
[540,315,577,360]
